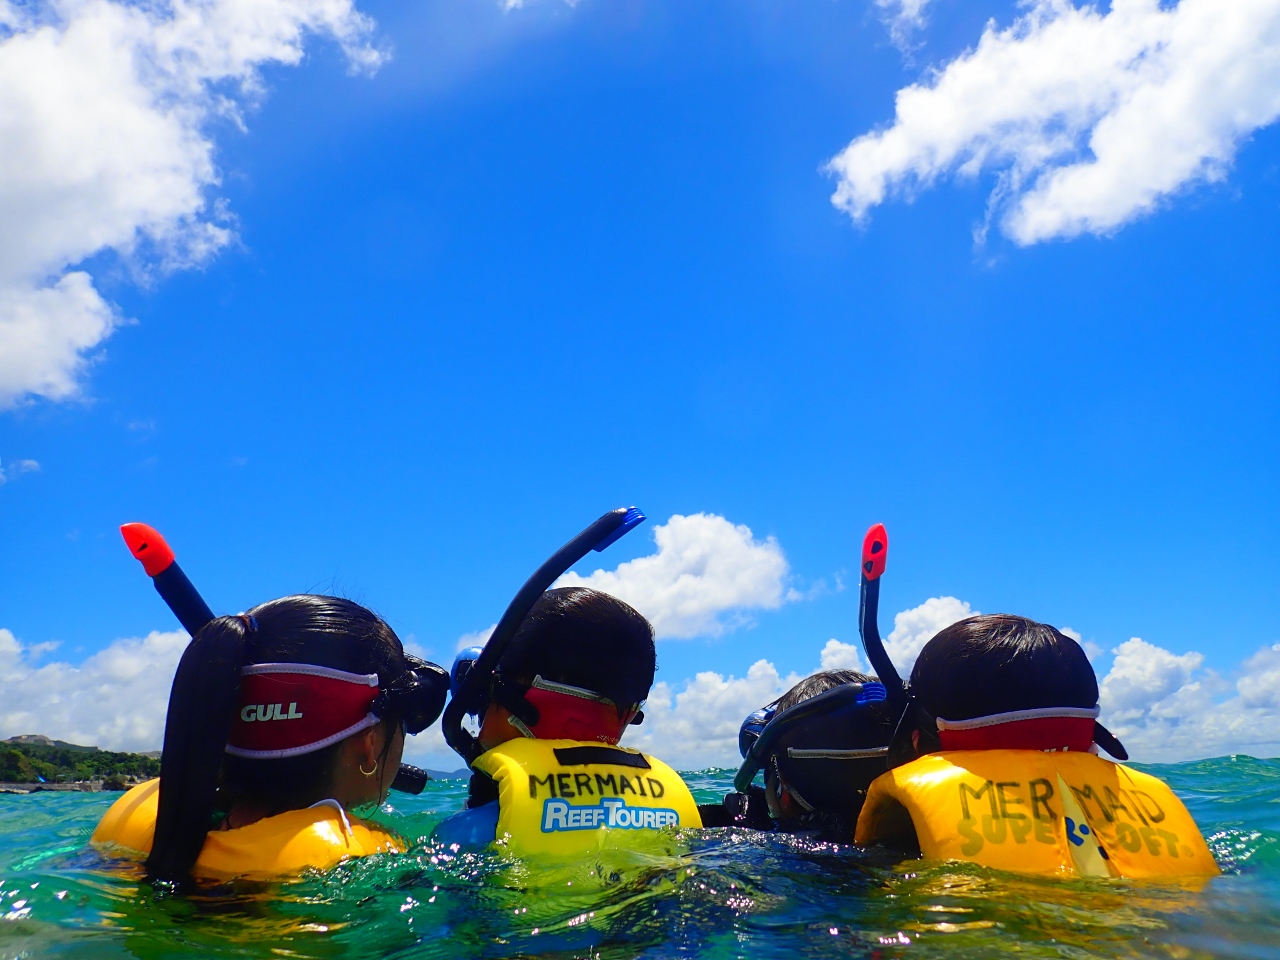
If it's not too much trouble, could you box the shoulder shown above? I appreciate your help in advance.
[196,802,402,879]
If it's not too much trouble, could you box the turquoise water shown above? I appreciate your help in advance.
[1,756,1277,959]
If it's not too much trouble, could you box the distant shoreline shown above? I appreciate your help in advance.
[1,735,160,791]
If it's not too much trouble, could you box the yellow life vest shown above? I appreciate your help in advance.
[90,779,404,880]
[471,739,702,858]
[855,750,1218,879]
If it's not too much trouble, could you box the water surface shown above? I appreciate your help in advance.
[1,756,1277,959]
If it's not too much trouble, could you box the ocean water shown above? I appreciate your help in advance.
[1,756,1277,960]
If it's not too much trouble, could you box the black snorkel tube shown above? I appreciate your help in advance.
[119,523,435,795]
[858,523,906,705]
[859,523,940,766]
[442,506,647,767]
[120,523,215,636]
[732,680,886,792]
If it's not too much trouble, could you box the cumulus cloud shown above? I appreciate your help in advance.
[627,659,804,770]
[1100,637,1204,723]
[883,595,975,675]
[0,626,188,751]
[1237,643,1280,711]
[556,513,796,639]
[1099,637,1280,762]
[819,638,868,673]
[0,0,382,408]
[829,0,1280,244]
[0,458,40,485]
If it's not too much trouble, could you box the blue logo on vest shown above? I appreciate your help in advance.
[541,797,679,833]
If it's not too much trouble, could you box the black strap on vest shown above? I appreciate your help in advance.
[553,746,652,769]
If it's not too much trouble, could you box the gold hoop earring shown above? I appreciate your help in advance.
[359,760,378,778]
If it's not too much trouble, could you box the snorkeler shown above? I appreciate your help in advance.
[853,524,1219,878]
[432,585,702,854]
[700,669,898,841]
[91,592,450,883]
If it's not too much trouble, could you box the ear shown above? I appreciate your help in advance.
[356,723,385,765]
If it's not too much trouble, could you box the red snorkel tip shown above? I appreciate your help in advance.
[120,522,176,578]
[861,523,888,581]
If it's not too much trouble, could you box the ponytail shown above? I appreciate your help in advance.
[146,616,250,883]
[146,596,414,884]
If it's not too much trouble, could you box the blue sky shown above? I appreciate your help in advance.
[2,0,1279,767]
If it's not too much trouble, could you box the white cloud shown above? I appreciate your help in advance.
[1060,626,1103,662]
[819,638,867,673]
[455,624,495,653]
[0,458,40,485]
[0,0,382,408]
[829,0,1280,244]
[1100,637,1204,723]
[876,0,933,48]
[1237,644,1280,711]
[400,714,454,768]
[556,513,796,639]
[883,595,975,676]
[1099,637,1280,762]
[0,626,188,751]
[626,659,804,771]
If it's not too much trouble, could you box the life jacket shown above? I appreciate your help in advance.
[855,751,1218,879]
[90,779,404,880]
[470,738,702,858]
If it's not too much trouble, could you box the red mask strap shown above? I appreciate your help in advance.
[515,676,633,744]
[935,706,1099,753]
[226,663,381,759]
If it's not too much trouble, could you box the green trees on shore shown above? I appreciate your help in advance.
[0,741,160,785]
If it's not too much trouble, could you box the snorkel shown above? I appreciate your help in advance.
[442,506,647,767]
[120,524,215,636]
[858,523,906,705]
[119,523,438,795]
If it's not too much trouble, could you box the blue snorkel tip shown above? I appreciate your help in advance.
[856,682,887,704]
[591,507,646,552]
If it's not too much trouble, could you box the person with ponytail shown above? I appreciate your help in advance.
[91,595,449,883]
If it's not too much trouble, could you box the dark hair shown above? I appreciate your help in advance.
[776,669,873,712]
[147,595,407,884]
[497,587,656,712]
[770,669,899,837]
[909,614,1098,722]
